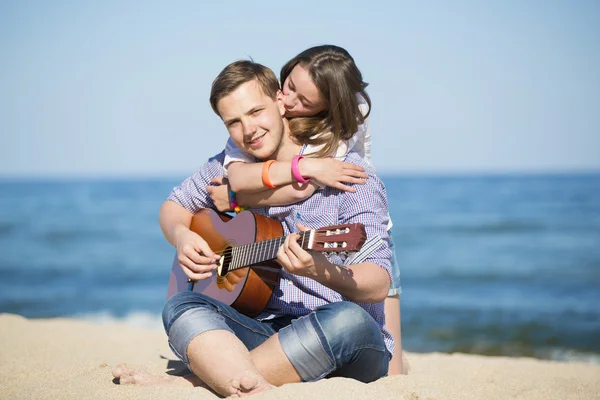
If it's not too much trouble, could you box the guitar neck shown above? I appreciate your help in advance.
[226,230,313,271]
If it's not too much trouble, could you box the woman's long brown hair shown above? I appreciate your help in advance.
[281,45,371,158]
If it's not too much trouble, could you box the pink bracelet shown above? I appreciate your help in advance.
[291,155,310,184]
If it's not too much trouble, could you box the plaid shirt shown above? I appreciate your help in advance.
[168,150,394,355]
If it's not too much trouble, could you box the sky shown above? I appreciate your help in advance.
[1,0,599,177]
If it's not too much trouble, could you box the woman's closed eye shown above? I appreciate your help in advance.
[299,98,313,109]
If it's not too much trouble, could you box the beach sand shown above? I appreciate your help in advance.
[1,313,599,399]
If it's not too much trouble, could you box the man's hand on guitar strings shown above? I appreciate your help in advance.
[174,226,220,281]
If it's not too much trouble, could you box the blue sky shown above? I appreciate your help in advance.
[1,0,599,177]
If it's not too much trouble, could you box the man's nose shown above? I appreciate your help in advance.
[242,120,257,136]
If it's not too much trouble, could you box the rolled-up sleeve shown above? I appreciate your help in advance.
[167,152,226,213]
[337,166,392,282]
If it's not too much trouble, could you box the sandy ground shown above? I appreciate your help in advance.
[1,313,599,399]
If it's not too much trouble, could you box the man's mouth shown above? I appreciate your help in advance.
[246,132,266,149]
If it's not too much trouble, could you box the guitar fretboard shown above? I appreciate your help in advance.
[223,230,312,271]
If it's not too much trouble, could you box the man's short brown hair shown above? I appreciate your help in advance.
[210,60,280,117]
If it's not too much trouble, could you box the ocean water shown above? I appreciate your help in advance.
[0,174,599,363]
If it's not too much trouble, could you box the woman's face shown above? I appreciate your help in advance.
[281,65,327,118]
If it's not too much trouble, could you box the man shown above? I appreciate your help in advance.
[114,60,393,397]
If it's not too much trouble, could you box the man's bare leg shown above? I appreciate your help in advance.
[384,295,408,375]
[111,333,298,391]
[250,332,301,386]
[113,329,272,396]
[185,330,271,397]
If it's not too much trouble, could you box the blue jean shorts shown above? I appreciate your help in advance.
[163,291,389,383]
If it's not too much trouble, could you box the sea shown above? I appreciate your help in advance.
[0,174,599,364]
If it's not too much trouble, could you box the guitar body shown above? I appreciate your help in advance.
[166,209,283,317]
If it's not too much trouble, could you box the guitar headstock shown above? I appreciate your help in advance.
[310,223,367,253]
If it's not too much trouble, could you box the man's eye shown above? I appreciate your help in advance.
[253,109,262,115]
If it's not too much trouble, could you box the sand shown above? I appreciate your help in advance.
[1,313,599,399]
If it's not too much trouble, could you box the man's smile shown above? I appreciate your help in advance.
[246,132,266,149]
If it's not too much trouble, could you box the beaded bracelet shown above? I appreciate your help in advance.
[228,189,247,213]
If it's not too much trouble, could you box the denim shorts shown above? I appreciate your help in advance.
[163,291,389,383]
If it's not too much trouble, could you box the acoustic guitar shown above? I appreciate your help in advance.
[166,208,367,317]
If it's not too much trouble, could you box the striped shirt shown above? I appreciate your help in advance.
[167,150,394,356]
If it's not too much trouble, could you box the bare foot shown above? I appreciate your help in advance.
[401,354,410,375]
[112,364,204,387]
[226,374,272,397]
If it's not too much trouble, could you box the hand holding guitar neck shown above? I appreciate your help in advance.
[277,224,335,279]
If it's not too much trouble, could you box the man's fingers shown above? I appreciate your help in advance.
[286,234,312,263]
[276,246,291,269]
[283,235,303,268]
[284,245,301,269]
[288,241,312,265]
[210,177,225,185]
[182,266,214,282]
[180,255,216,273]
[296,223,310,232]
[182,247,212,265]
[179,257,216,280]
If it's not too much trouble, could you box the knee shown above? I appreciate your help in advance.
[317,302,382,344]
[162,291,216,334]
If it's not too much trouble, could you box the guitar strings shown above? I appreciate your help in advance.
[212,231,312,272]
[210,231,311,257]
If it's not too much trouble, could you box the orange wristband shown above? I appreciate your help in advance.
[262,160,277,189]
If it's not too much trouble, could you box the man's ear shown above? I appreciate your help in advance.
[276,90,286,116]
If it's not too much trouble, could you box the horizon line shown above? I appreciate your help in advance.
[1,168,599,182]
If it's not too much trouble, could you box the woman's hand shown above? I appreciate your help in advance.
[299,158,368,192]
[174,225,221,281]
[207,177,232,212]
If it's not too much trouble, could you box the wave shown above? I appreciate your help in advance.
[72,310,600,365]
[545,348,600,364]
[445,342,600,365]
[75,310,164,332]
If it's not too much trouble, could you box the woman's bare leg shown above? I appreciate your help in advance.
[384,295,408,375]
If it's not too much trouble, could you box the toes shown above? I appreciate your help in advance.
[119,373,135,385]
[112,364,127,378]
[227,374,270,396]
[112,364,136,379]
[227,378,241,397]
[238,375,259,391]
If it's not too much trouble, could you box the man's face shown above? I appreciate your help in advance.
[217,80,286,160]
